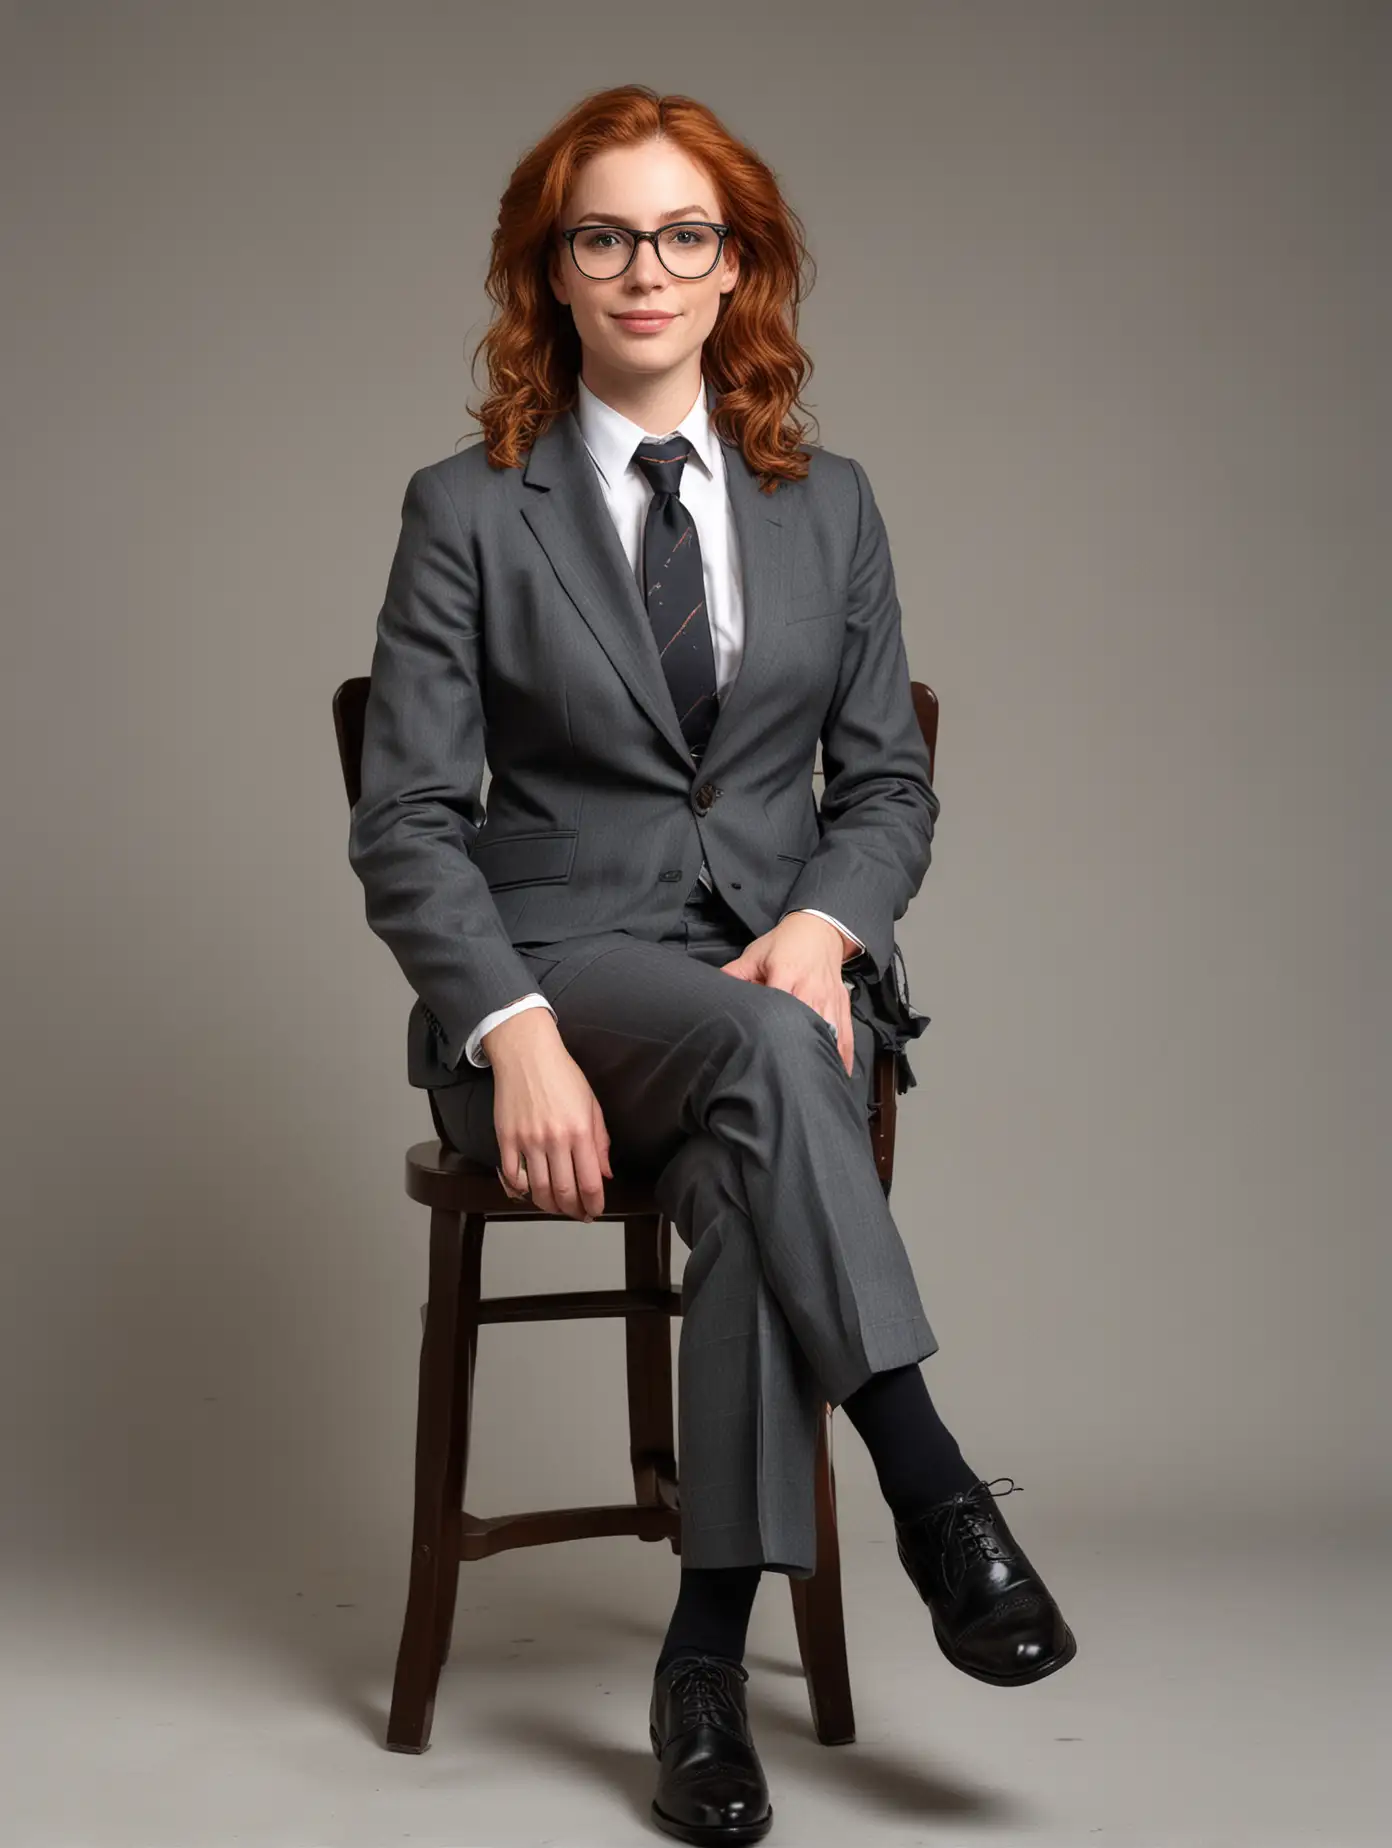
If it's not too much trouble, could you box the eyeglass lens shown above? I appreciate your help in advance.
[570,224,720,279]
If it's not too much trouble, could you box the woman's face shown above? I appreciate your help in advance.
[549,139,738,392]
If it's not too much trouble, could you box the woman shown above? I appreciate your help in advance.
[350,84,1075,1847]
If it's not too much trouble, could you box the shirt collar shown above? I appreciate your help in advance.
[574,373,721,490]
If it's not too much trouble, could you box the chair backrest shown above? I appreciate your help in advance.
[910,683,939,780]
[333,676,371,811]
[333,676,938,810]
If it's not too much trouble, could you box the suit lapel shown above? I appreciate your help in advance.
[519,381,800,775]
[706,417,794,772]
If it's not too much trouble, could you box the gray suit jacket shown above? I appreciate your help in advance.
[348,387,939,1092]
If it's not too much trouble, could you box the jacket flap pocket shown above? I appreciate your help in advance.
[471,827,578,890]
[783,595,840,625]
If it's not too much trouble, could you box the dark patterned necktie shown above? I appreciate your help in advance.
[631,435,719,763]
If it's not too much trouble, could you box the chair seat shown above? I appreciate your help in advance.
[405,1138,670,1218]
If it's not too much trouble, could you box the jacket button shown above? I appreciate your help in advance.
[693,780,719,814]
[659,869,682,881]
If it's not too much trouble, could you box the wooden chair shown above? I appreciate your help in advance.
[333,675,939,1752]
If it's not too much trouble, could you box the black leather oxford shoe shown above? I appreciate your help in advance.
[648,1653,773,1845]
[895,1476,1077,1686]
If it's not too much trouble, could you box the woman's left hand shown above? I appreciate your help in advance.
[719,913,857,1078]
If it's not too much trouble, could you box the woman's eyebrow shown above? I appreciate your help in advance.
[573,204,711,225]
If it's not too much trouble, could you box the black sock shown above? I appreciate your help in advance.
[656,1565,763,1676]
[838,1362,979,1523]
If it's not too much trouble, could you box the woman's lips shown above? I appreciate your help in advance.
[614,313,675,330]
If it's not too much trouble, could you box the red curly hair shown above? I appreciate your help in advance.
[467,85,821,491]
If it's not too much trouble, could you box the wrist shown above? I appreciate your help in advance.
[786,910,860,963]
[482,1005,561,1069]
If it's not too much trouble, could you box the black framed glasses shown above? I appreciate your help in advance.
[558,220,731,281]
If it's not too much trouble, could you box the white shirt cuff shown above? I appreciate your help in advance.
[461,992,556,1068]
[786,907,865,958]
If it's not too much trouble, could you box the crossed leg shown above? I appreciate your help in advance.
[431,930,939,1575]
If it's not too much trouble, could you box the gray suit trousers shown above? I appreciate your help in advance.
[430,880,939,1579]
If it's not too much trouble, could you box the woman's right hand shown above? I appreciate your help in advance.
[484,1009,612,1221]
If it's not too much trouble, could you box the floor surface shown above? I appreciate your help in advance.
[3,1520,1385,1847]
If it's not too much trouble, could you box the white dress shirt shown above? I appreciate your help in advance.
[458,375,864,1068]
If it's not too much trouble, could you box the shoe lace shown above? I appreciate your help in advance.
[936,1476,1022,1581]
[667,1654,745,1736]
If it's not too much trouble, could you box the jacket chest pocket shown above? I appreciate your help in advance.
[783,588,842,625]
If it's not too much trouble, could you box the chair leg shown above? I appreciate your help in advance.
[623,1214,679,1546]
[386,1207,484,1753]
[789,1404,856,1745]
[433,1211,486,1673]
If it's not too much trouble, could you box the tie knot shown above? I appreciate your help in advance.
[632,434,694,498]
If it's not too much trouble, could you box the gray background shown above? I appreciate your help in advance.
[1,3,1387,1843]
